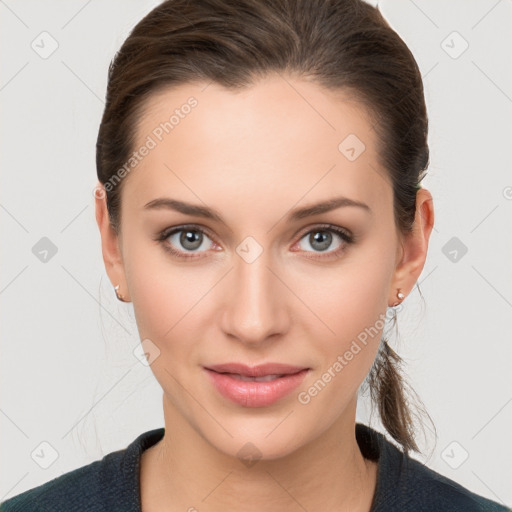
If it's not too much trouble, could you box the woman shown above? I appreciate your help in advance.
[1,0,509,510]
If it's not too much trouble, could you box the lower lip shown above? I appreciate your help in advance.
[204,368,309,408]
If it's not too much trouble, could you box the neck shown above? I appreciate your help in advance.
[140,394,378,512]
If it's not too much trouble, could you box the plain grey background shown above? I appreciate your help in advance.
[1,0,511,506]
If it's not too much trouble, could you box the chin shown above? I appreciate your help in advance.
[202,416,311,463]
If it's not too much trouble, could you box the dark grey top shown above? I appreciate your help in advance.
[1,423,510,511]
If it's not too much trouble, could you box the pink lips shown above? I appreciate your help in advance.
[204,362,310,408]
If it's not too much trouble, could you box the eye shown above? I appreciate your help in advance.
[293,224,354,259]
[155,225,218,259]
[155,223,355,261]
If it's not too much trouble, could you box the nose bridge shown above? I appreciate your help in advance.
[221,244,288,344]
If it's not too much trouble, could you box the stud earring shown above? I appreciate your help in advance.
[392,289,405,307]
[114,284,129,303]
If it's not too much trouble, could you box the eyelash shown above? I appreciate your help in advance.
[154,223,355,261]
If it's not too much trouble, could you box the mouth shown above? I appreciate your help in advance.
[218,373,288,382]
[204,362,309,377]
[203,363,310,407]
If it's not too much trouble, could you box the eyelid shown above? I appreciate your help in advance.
[294,222,353,242]
[158,223,217,243]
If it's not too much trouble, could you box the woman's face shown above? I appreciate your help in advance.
[103,75,410,459]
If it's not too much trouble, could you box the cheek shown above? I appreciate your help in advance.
[301,253,392,343]
[124,239,217,345]
[298,283,389,421]
[298,247,394,393]
[122,238,177,338]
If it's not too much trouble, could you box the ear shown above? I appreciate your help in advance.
[388,188,434,306]
[94,182,131,302]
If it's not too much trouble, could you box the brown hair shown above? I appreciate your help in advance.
[96,0,434,455]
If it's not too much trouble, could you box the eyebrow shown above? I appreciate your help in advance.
[143,196,372,223]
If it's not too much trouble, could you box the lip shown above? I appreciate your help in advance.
[203,363,310,408]
[204,362,308,377]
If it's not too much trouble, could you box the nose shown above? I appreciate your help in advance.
[220,249,290,347]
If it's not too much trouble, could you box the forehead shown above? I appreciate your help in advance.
[123,75,390,218]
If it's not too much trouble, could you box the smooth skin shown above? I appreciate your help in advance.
[95,74,434,512]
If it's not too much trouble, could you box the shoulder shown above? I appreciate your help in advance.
[0,452,123,512]
[355,423,511,512]
[0,428,164,512]
[394,455,511,511]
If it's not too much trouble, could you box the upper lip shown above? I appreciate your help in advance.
[204,363,309,378]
